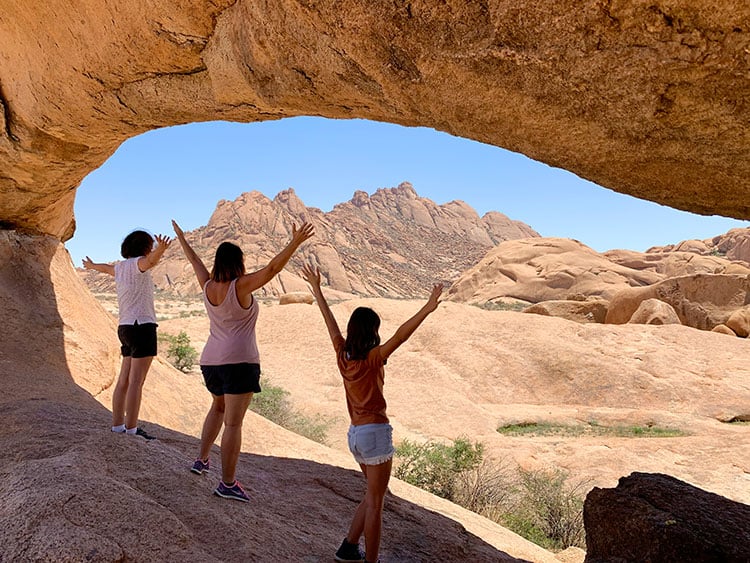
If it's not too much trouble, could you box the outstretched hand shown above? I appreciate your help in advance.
[82,256,94,270]
[301,263,322,291]
[425,283,444,313]
[171,220,185,239]
[291,222,315,246]
[154,234,173,250]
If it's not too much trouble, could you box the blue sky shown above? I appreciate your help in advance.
[66,117,748,265]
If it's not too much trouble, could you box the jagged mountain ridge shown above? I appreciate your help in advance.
[82,182,539,298]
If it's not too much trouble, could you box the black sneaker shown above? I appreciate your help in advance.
[135,427,156,440]
[334,538,365,562]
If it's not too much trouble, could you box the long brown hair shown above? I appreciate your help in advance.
[345,307,381,360]
[211,242,246,282]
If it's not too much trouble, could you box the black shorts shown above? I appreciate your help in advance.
[201,363,262,396]
[118,322,157,358]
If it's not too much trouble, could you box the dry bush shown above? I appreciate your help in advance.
[452,457,515,516]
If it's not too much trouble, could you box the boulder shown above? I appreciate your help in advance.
[725,305,750,337]
[711,228,750,263]
[555,547,586,563]
[627,298,681,326]
[711,324,737,336]
[448,238,660,304]
[604,249,748,278]
[605,274,750,330]
[584,472,750,563]
[673,239,711,254]
[523,299,608,324]
[279,292,314,305]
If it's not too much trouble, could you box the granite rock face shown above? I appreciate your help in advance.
[80,183,538,298]
[1,1,749,240]
[584,472,750,563]
[604,273,750,328]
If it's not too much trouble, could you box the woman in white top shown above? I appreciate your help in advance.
[83,230,172,439]
[172,219,314,502]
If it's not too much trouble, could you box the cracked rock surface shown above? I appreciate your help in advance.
[1,1,749,239]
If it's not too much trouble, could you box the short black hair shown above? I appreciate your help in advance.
[345,307,381,360]
[120,230,154,258]
[211,242,246,282]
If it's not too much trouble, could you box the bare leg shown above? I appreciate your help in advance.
[362,459,392,563]
[124,356,153,429]
[198,394,225,461]
[346,464,370,544]
[112,356,131,426]
[220,392,253,484]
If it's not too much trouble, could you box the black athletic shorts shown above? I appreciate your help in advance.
[201,363,262,396]
[117,322,157,358]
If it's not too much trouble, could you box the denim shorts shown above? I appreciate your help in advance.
[347,423,395,466]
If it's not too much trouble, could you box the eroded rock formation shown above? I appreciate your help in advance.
[584,472,750,563]
[604,273,750,328]
[80,182,538,298]
[1,2,749,240]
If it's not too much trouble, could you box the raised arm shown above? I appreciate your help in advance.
[236,222,315,296]
[301,264,342,347]
[379,283,443,361]
[82,256,115,276]
[137,234,172,272]
[172,220,210,288]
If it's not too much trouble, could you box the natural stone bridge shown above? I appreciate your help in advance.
[1,1,749,240]
[1,3,749,560]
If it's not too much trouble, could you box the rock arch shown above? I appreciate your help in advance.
[1,1,749,239]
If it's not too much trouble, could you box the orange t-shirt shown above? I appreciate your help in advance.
[335,335,389,426]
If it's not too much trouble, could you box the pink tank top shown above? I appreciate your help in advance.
[200,279,260,366]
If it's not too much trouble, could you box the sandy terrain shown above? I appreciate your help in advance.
[153,293,750,505]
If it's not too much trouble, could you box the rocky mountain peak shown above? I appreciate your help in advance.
[350,190,371,208]
[142,183,540,298]
[273,187,308,215]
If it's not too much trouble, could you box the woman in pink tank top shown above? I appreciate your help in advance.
[172,220,314,502]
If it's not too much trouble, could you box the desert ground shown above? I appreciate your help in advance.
[131,290,750,507]
[3,233,748,561]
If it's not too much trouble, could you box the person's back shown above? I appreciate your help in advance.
[172,220,315,503]
[114,257,156,325]
[336,343,388,426]
[201,278,260,366]
[302,264,442,563]
[82,230,172,440]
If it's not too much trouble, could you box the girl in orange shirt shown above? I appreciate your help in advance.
[302,264,442,563]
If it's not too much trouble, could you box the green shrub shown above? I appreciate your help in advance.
[500,512,551,549]
[394,437,484,500]
[394,437,587,551]
[249,378,332,445]
[497,421,685,438]
[473,300,528,312]
[510,468,586,550]
[250,382,293,426]
[159,331,198,373]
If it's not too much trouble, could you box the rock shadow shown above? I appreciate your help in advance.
[0,231,531,562]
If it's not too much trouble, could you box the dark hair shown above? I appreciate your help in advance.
[211,242,246,282]
[345,307,381,360]
[120,230,154,258]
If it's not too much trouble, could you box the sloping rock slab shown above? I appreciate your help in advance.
[583,472,750,563]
